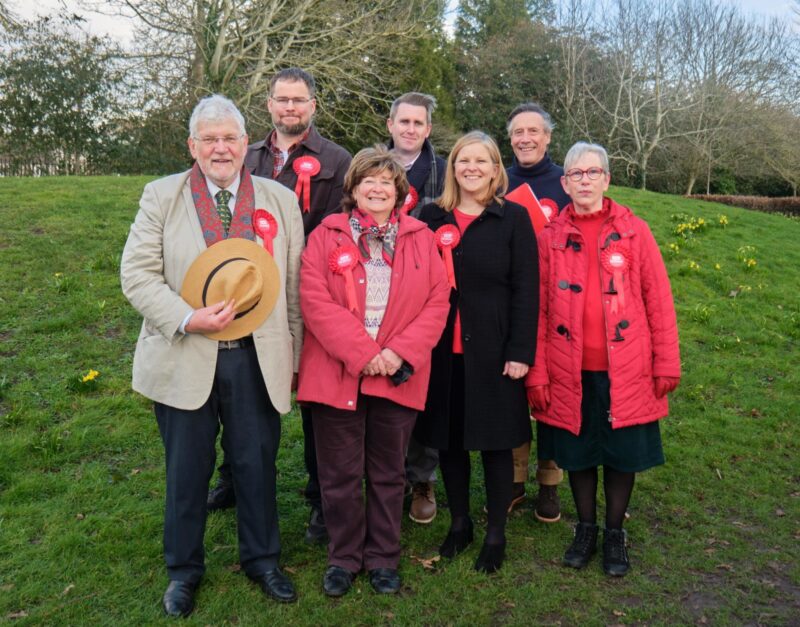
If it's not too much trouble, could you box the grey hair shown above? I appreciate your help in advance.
[189,94,246,138]
[506,102,554,136]
[563,141,610,173]
[389,92,437,125]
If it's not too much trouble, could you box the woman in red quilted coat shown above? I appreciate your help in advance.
[526,142,680,577]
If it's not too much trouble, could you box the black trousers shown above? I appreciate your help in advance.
[218,402,320,510]
[155,345,281,584]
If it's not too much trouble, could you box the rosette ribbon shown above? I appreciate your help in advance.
[540,198,558,221]
[601,245,630,314]
[400,186,419,215]
[434,224,461,289]
[292,156,321,213]
[253,209,278,256]
[329,245,361,314]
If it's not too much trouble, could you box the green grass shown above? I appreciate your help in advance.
[0,176,798,625]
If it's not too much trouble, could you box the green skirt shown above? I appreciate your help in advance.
[536,371,665,473]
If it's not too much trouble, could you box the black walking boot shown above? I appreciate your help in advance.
[563,522,599,569]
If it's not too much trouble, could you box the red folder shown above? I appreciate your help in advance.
[506,183,552,234]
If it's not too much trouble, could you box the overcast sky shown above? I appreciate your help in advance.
[13,0,800,44]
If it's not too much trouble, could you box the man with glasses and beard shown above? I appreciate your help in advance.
[207,68,351,546]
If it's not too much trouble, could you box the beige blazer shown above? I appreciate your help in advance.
[120,170,304,414]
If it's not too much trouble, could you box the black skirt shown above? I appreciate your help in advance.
[536,371,665,473]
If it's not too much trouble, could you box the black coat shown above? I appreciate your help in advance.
[415,199,539,451]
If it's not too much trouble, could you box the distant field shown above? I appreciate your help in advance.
[0,176,797,624]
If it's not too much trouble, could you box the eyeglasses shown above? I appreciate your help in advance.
[270,97,312,106]
[193,134,244,147]
[565,167,606,182]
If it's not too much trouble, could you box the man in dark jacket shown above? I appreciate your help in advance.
[506,102,570,524]
[387,92,447,218]
[208,68,351,546]
[386,92,446,524]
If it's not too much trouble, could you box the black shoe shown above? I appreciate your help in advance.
[248,568,298,603]
[368,568,401,594]
[438,518,474,558]
[162,580,197,617]
[474,538,506,574]
[563,522,599,569]
[206,479,236,511]
[305,506,329,545]
[602,528,630,577]
[322,565,354,597]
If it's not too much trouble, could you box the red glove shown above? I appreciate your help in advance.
[527,385,550,411]
[654,376,680,398]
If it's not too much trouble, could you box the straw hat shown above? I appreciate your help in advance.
[181,238,279,341]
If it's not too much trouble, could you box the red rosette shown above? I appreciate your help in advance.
[400,186,419,215]
[253,209,278,256]
[328,244,361,314]
[540,198,558,221]
[434,225,461,289]
[293,156,321,213]
[601,245,630,313]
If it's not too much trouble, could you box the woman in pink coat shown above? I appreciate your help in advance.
[297,146,450,597]
[527,142,680,577]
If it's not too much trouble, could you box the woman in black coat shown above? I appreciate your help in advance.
[416,131,538,573]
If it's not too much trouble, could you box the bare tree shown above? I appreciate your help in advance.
[82,0,444,141]
[0,0,19,29]
[671,0,794,194]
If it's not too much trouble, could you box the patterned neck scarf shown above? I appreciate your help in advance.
[350,208,399,266]
[190,163,256,246]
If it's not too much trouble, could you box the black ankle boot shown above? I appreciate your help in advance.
[563,522,599,569]
[602,528,630,576]
[439,518,474,558]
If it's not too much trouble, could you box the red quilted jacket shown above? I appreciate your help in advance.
[526,197,680,434]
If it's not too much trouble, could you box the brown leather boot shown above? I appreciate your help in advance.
[534,484,561,522]
[409,481,436,523]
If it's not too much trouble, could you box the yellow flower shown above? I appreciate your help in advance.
[714,263,721,270]
[82,369,100,383]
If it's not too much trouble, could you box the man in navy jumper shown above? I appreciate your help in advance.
[506,103,570,523]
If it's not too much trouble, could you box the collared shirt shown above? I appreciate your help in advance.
[402,151,422,171]
[206,174,241,216]
[268,128,311,178]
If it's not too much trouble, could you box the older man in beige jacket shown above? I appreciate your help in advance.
[121,94,303,617]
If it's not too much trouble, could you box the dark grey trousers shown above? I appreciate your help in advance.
[155,344,281,583]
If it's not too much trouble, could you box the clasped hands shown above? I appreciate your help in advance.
[362,348,403,377]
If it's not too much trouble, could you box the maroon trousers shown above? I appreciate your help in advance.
[312,394,417,573]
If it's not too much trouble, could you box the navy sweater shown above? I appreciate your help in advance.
[506,153,571,212]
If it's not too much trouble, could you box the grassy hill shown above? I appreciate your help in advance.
[0,176,797,624]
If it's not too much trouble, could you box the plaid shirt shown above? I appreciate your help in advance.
[268,128,311,178]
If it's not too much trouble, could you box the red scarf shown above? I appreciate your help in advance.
[190,163,256,246]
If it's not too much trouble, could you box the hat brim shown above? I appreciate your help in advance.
[180,238,280,341]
